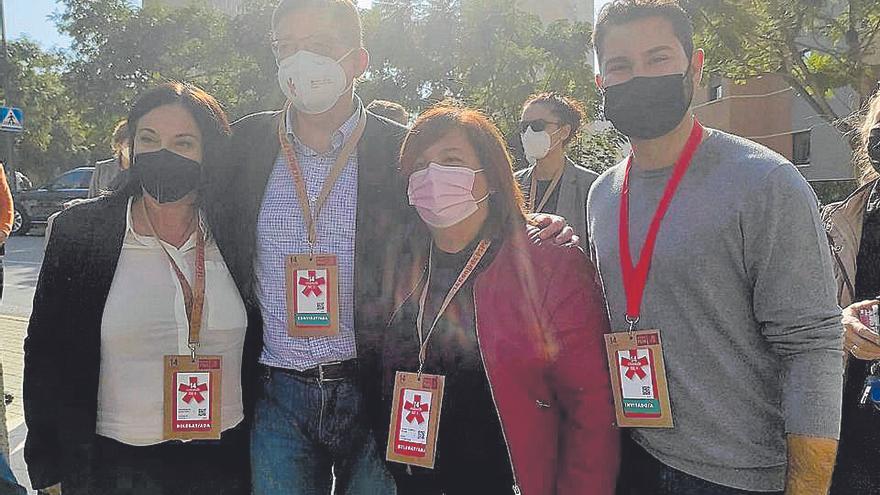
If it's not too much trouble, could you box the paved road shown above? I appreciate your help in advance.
[0,232,46,493]
[1,232,45,320]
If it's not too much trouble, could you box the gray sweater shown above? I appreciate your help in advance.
[586,129,844,491]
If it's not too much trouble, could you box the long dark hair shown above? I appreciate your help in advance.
[112,81,231,201]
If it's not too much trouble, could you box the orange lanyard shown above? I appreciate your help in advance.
[140,200,206,359]
[415,239,492,374]
[528,165,565,213]
[277,106,367,251]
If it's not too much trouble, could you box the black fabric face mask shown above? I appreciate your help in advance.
[869,127,880,173]
[131,149,202,204]
[602,72,694,140]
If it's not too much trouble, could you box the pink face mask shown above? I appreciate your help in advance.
[407,162,490,228]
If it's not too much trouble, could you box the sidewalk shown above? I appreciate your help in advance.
[0,314,32,493]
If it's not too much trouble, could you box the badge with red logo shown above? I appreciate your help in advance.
[386,371,445,469]
[604,330,673,428]
[163,355,223,440]
[286,254,340,338]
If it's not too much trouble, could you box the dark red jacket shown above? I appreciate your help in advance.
[377,225,619,494]
[472,226,619,495]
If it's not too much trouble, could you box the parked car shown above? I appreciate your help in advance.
[13,167,94,236]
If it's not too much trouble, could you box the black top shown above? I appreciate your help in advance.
[832,181,880,494]
[534,179,561,214]
[380,238,513,494]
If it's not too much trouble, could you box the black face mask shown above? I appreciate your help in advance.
[602,72,694,140]
[131,149,202,204]
[869,127,880,173]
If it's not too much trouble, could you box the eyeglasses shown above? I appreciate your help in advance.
[271,35,348,61]
[520,119,561,133]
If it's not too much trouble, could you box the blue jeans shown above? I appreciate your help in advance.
[250,367,396,495]
[0,453,24,495]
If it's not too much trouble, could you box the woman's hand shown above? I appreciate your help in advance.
[842,300,880,361]
[530,213,579,246]
[38,483,61,495]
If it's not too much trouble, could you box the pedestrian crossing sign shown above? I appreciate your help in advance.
[0,107,23,133]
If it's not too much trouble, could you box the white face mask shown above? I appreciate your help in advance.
[521,127,562,162]
[277,49,356,115]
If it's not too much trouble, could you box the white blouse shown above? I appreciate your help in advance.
[96,198,247,446]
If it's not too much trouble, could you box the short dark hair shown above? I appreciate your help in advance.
[524,93,586,147]
[367,99,409,126]
[593,0,694,64]
[400,103,527,239]
[272,0,363,48]
[116,81,231,200]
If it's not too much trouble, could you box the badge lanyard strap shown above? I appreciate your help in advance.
[619,118,703,334]
[528,165,565,214]
[140,200,206,361]
[416,239,492,376]
[278,104,367,256]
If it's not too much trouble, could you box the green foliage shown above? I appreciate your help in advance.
[361,0,596,133]
[811,179,858,206]
[8,0,624,179]
[360,0,620,171]
[571,128,626,175]
[2,39,91,183]
[58,0,281,153]
[689,0,880,141]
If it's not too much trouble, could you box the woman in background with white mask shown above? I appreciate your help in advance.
[516,93,599,247]
[371,104,619,495]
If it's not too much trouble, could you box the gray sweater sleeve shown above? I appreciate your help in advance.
[741,164,844,439]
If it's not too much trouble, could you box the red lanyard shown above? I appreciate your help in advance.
[619,119,704,329]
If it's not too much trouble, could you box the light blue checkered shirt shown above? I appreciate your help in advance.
[256,100,362,371]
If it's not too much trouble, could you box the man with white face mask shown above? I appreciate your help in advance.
[207,1,576,493]
[209,1,404,493]
[515,92,598,247]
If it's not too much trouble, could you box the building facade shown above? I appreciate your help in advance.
[691,74,864,182]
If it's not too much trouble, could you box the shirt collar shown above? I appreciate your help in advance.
[285,95,364,157]
[125,196,207,252]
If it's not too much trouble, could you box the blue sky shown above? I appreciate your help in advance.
[10,0,606,50]
[8,0,374,49]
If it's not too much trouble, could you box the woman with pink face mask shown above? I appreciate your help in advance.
[369,104,619,495]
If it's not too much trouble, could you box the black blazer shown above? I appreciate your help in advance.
[207,110,417,371]
[22,194,262,490]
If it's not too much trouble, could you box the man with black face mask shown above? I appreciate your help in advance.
[586,1,843,494]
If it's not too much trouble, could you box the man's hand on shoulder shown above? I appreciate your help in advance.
[530,213,578,247]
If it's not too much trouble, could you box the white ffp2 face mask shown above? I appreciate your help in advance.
[521,127,562,162]
[277,49,356,115]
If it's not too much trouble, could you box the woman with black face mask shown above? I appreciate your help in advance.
[822,88,880,494]
[23,82,256,495]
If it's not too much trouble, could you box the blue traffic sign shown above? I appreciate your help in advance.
[0,107,23,133]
